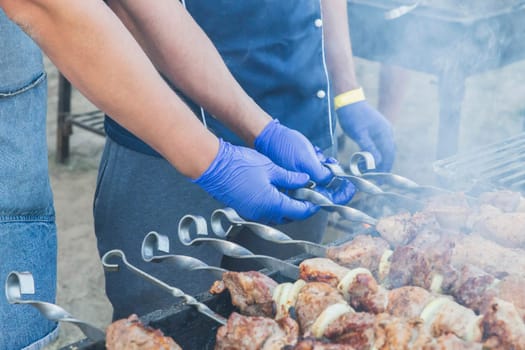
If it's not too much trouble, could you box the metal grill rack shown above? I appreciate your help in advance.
[433,133,525,193]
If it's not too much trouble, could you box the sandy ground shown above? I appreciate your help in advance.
[41,52,525,349]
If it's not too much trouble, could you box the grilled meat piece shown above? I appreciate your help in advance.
[496,275,525,319]
[210,271,277,317]
[386,286,433,319]
[323,312,434,350]
[295,282,347,334]
[424,334,482,350]
[291,338,355,350]
[326,235,391,277]
[482,298,525,350]
[423,193,472,230]
[106,314,181,350]
[374,313,433,350]
[421,297,482,342]
[478,190,523,213]
[387,286,484,344]
[470,207,525,248]
[215,312,298,350]
[299,258,349,288]
[451,265,497,314]
[388,245,432,289]
[452,235,525,278]
[376,212,439,247]
[340,270,388,314]
[321,311,375,349]
[300,258,387,314]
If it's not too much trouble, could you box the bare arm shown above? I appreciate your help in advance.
[321,0,360,95]
[0,0,218,179]
[106,0,272,146]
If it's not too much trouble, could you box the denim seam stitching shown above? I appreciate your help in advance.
[0,71,47,97]
[0,215,55,223]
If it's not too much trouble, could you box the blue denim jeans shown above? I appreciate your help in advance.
[0,10,58,350]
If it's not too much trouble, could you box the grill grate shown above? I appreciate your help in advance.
[433,133,525,193]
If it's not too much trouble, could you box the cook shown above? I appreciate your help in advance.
[0,0,353,348]
[94,0,395,321]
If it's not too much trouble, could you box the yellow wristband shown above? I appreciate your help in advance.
[334,87,366,110]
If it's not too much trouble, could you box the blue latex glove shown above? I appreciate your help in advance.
[255,119,333,185]
[313,148,356,205]
[337,101,396,172]
[193,139,319,224]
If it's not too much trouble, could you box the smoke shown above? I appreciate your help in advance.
[344,0,525,187]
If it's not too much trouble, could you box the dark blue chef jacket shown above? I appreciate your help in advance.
[105,0,336,156]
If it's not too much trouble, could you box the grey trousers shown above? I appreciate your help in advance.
[94,138,328,320]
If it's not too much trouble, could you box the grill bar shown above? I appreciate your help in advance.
[433,133,525,193]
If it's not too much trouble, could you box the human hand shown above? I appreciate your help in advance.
[254,119,333,185]
[337,100,395,172]
[313,148,356,205]
[193,139,319,224]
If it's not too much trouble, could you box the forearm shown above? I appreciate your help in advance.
[107,0,271,146]
[321,0,359,95]
[1,0,217,178]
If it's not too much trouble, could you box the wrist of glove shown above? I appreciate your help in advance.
[254,119,332,185]
[193,139,319,224]
[337,99,396,172]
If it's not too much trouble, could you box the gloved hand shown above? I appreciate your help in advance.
[254,119,333,185]
[337,100,395,172]
[313,148,356,205]
[193,139,319,224]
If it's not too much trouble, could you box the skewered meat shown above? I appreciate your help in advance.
[299,258,349,287]
[210,271,277,317]
[291,338,355,350]
[375,211,439,247]
[328,232,525,323]
[425,334,482,350]
[338,268,389,313]
[423,193,472,230]
[496,275,525,318]
[273,280,307,319]
[482,298,525,350]
[295,282,347,334]
[452,235,525,278]
[470,207,525,248]
[326,235,391,278]
[322,311,481,350]
[386,286,433,319]
[321,311,375,348]
[478,190,523,213]
[420,297,482,342]
[388,245,440,291]
[388,244,459,293]
[215,312,299,350]
[106,314,182,350]
[451,264,498,314]
[300,258,483,342]
[300,258,387,313]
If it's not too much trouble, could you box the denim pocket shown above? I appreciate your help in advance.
[0,71,52,216]
[0,71,46,98]
[0,216,57,350]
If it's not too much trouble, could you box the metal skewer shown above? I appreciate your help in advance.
[323,157,424,212]
[211,208,328,257]
[178,215,300,280]
[5,271,106,342]
[290,187,379,225]
[349,152,451,198]
[102,249,227,325]
[142,231,227,279]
